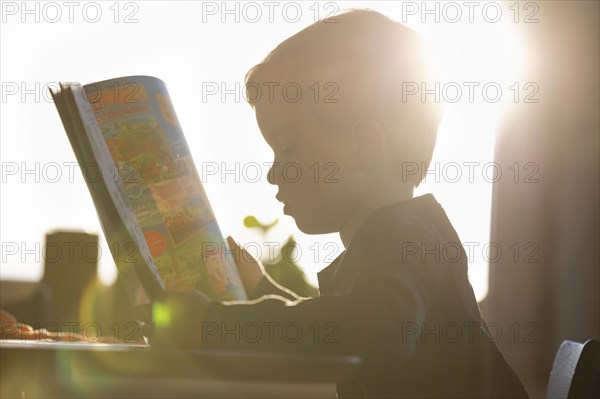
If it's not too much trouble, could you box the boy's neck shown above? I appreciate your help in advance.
[339,185,414,248]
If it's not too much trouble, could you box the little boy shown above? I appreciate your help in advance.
[160,9,529,399]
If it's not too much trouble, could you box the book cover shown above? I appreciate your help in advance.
[51,76,247,302]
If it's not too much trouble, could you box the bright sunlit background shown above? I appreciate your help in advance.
[1,1,525,302]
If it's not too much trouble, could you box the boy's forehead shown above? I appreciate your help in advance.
[252,68,355,136]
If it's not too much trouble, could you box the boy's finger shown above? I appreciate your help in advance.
[227,236,256,261]
[226,236,243,259]
[226,236,240,249]
[228,237,262,264]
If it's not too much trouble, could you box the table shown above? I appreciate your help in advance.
[0,341,361,398]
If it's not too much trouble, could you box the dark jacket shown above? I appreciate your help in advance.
[204,194,529,398]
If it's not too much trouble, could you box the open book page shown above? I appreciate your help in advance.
[74,76,246,301]
[71,84,157,275]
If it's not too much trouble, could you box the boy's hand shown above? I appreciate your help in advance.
[227,236,265,296]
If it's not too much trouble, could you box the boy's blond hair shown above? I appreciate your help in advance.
[245,9,443,187]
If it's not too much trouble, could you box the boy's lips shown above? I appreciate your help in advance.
[283,202,292,215]
[276,195,292,214]
[275,195,287,204]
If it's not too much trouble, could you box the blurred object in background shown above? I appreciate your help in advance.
[265,237,319,298]
[0,231,97,329]
[1,230,143,342]
[0,280,50,327]
[41,231,99,332]
[484,2,599,398]
[244,216,318,297]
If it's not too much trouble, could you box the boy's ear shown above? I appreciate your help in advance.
[349,120,386,171]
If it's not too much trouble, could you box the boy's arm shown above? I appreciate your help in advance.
[202,263,427,359]
[250,273,305,301]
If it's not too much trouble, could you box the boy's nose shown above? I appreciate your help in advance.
[266,162,278,185]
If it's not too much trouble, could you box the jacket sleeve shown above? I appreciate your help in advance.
[249,273,304,301]
[201,231,429,359]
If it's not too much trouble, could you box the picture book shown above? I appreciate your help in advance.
[50,76,247,303]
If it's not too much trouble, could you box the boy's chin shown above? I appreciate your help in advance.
[291,215,337,235]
